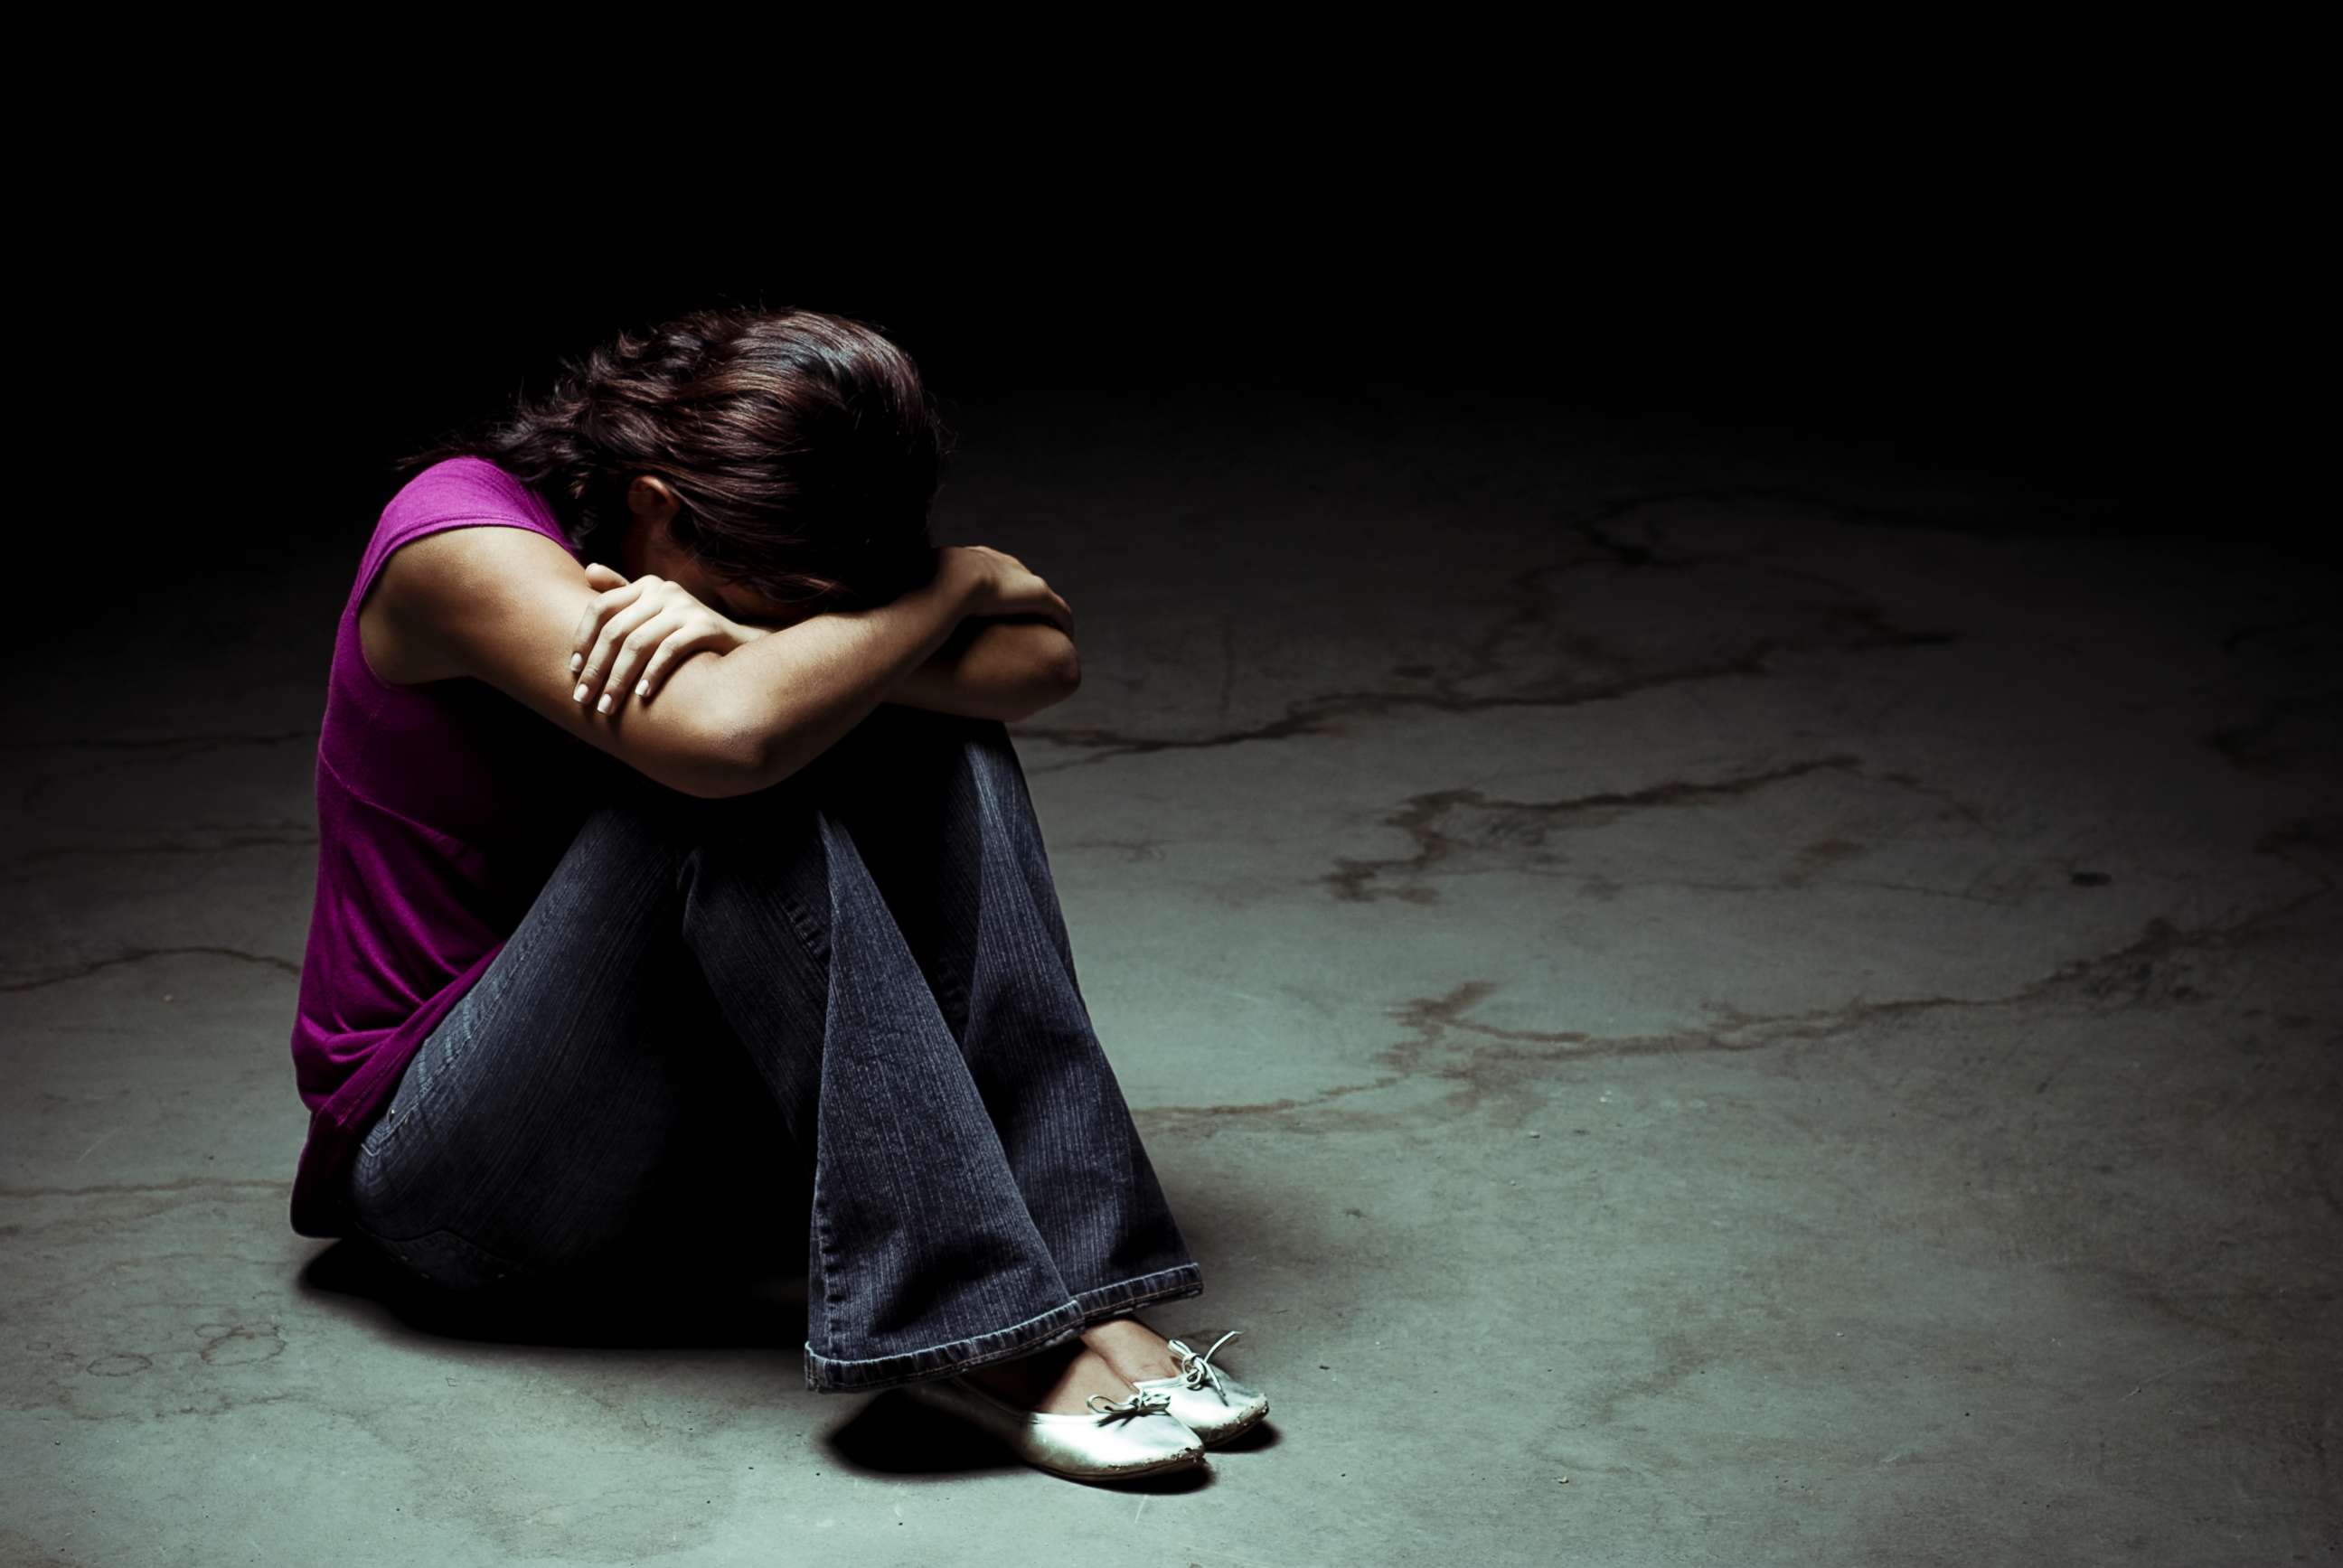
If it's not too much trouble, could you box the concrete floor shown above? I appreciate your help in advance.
[5,377,2338,1565]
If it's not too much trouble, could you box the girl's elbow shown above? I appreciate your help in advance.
[1011,653,1080,721]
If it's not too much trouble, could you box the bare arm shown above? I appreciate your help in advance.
[710,562,979,790]
[372,526,766,798]
[376,528,974,799]
[884,616,1081,721]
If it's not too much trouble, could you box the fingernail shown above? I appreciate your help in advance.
[635,681,649,698]
[573,682,588,703]
[597,693,613,713]
[569,653,583,673]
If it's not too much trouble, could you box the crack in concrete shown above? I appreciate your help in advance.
[1019,488,1961,771]
[2204,689,2343,775]
[2,827,317,874]
[0,729,319,753]
[9,732,318,814]
[1021,603,1954,771]
[0,944,303,992]
[1321,755,1868,904]
[1135,816,2340,1136]
[0,1177,287,1199]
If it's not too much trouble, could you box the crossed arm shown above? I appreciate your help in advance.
[564,557,1080,729]
[869,615,1081,723]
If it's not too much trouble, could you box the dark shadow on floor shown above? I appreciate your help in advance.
[300,1223,813,1350]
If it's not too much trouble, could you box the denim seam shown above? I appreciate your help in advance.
[356,976,492,1165]
[808,1160,842,1356]
[1072,1263,1206,1322]
[801,1261,1208,1394]
[813,1294,1080,1371]
[804,1296,1088,1393]
[360,1222,534,1291]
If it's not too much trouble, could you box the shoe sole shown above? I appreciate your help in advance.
[1019,1446,1208,1482]
[1195,1402,1269,1447]
[913,1381,1209,1482]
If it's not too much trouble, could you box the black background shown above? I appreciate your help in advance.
[47,158,2316,618]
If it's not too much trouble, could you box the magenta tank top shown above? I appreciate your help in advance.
[286,456,618,1236]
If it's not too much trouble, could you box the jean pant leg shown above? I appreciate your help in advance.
[675,741,1095,1394]
[344,784,780,1292]
[818,707,1206,1325]
[346,714,1167,1394]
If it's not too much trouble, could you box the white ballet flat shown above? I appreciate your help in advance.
[1129,1330,1270,1445]
[915,1373,1208,1482]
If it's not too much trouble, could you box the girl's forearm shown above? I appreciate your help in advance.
[884,618,1081,722]
[710,567,974,789]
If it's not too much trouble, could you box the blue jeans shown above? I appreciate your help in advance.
[343,705,1205,1394]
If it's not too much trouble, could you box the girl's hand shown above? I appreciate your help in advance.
[945,544,1075,633]
[568,561,765,715]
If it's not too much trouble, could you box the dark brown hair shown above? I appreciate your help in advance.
[391,304,956,612]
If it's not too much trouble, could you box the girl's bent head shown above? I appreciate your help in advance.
[394,304,956,615]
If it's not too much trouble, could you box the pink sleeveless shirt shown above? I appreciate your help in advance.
[287,456,620,1237]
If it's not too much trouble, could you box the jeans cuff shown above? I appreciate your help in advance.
[800,1262,1207,1394]
[804,1296,1089,1394]
[1073,1263,1206,1326]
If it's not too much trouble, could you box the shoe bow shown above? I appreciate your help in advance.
[1172,1330,1243,1399]
[1086,1388,1173,1422]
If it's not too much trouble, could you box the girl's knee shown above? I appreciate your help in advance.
[575,783,704,864]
